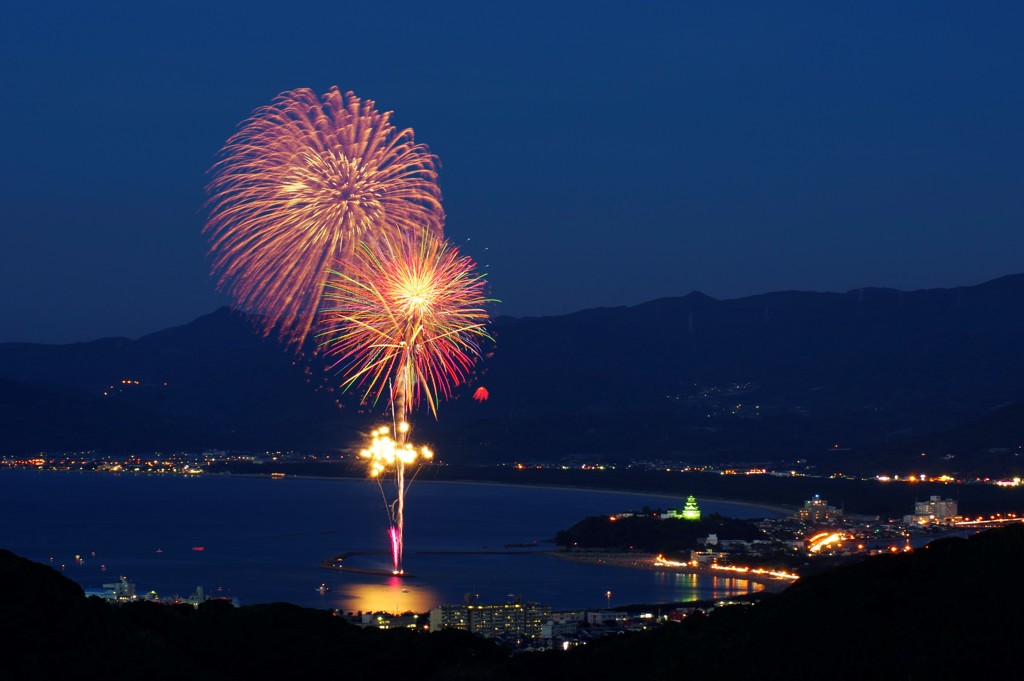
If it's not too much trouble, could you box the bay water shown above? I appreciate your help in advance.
[0,469,781,613]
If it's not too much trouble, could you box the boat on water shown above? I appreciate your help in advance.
[316,583,329,594]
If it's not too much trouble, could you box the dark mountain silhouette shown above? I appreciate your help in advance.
[0,548,508,680]
[2,275,1023,473]
[0,308,360,453]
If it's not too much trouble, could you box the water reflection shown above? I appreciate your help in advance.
[709,576,762,600]
[2,472,785,611]
[652,570,763,601]
[327,575,441,614]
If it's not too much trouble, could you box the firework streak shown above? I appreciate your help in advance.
[358,425,433,572]
[318,233,492,571]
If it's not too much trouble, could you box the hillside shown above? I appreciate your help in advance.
[2,275,1024,473]
[526,524,1024,680]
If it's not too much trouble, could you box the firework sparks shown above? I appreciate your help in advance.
[204,86,444,346]
[359,424,434,477]
[318,232,492,423]
[322,234,492,572]
[359,425,434,572]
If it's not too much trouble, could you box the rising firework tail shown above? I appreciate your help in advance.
[327,235,493,572]
[204,87,444,347]
[359,425,434,571]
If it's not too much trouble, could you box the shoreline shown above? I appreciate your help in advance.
[1,467,796,517]
[214,469,797,517]
[546,550,795,593]
[412,477,796,516]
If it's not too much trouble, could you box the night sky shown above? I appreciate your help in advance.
[3,2,1022,344]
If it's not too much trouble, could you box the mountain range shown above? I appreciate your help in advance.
[3,274,1024,475]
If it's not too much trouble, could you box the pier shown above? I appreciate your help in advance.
[317,551,415,578]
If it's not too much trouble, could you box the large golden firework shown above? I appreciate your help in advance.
[204,87,444,346]
[359,424,434,478]
[318,232,492,422]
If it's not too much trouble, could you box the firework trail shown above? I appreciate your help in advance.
[203,86,487,574]
[204,87,444,346]
[319,233,492,571]
[359,425,434,572]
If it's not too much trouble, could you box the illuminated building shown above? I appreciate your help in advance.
[356,612,419,629]
[903,495,959,525]
[587,610,627,625]
[690,548,730,565]
[429,599,551,638]
[661,495,701,520]
[682,495,701,520]
[541,620,579,638]
[796,494,842,523]
[103,576,136,601]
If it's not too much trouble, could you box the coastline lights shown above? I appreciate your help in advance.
[806,531,844,553]
[654,555,799,581]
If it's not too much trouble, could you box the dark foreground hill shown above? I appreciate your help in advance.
[0,549,509,681]
[528,524,1024,680]
[4,524,1024,680]
[2,274,1024,473]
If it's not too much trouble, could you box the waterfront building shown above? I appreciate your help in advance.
[550,610,587,624]
[690,548,729,565]
[430,603,469,631]
[429,600,551,638]
[541,620,579,638]
[587,610,627,626]
[85,576,159,603]
[903,495,959,525]
[358,612,419,629]
[796,494,842,523]
[86,576,138,602]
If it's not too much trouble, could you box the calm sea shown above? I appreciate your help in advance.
[0,469,781,613]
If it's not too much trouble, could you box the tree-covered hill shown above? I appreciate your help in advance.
[554,513,761,552]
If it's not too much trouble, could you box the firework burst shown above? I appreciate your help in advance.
[319,233,491,574]
[318,232,492,423]
[204,87,444,346]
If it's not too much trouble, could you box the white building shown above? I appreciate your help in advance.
[903,495,959,525]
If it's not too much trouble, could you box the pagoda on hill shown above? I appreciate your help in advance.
[682,495,701,520]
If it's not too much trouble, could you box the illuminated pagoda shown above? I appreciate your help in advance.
[681,495,701,521]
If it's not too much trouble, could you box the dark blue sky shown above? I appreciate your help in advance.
[3,2,1022,343]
